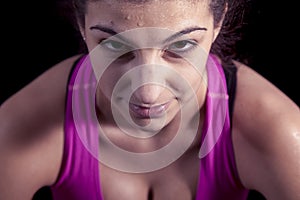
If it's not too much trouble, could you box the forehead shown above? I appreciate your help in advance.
[85,0,212,31]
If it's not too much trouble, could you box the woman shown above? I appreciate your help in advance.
[1,0,300,199]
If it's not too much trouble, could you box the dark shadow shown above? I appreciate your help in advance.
[32,187,53,200]
[247,190,267,200]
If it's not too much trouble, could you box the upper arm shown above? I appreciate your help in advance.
[0,55,81,199]
[232,63,300,200]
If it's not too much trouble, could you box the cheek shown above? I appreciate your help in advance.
[98,66,124,98]
[172,59,207,102]
[166,63,206,100]
[177,69,207,109]
[182,70,206,95]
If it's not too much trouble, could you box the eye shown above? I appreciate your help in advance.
[164,40,198,58]
[101,40,131,52]
[166,40,197,53]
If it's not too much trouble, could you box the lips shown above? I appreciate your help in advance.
[129,101,171,118]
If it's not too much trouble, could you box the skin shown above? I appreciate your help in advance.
[1,0,300,200]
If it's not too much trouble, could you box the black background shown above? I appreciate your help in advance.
[1,0,298,199]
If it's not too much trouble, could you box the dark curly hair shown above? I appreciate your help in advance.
[58,0,251,65]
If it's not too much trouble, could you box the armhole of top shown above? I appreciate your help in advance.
[48,55,86,190]
[223,63,238,126]
[66,55,85,88]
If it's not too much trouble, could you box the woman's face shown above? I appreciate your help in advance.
[82,0,221,131]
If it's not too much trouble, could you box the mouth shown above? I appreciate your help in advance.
[129,101,172,118]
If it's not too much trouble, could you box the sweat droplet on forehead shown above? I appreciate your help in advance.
[137,21,144,27]
[125,15,131,20]
[123,13,145,27]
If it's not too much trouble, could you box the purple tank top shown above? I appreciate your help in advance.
[50,54,249,199]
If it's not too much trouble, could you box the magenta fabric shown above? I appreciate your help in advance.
[50,54,249,199]
[50,55,102,200]
[195,56,249,199]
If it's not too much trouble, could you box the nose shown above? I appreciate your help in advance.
[130,49,166,105]
[133,83,165,105]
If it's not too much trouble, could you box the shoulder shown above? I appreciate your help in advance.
[1,54,83,132]
[0,54,83,199]
[231,61,300,199]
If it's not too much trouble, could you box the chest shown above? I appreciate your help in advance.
[98,148,200,200]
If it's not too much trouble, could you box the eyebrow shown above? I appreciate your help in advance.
[90,25,118,35]
[163,27,207,43]
[89,25,207,44]
[90,25,131,44]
